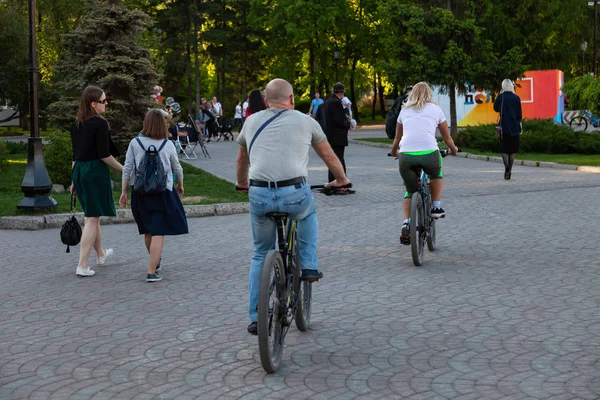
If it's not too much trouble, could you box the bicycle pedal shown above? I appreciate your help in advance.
[399,236,410,245]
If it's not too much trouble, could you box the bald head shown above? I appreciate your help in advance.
[265,78,294,109]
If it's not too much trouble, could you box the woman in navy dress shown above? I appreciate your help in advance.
[120,109,188,282]
[493,79,523,180]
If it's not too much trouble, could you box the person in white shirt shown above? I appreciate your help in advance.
[233,100,244,132]
[389,82,458,245]
[242,97,249,120]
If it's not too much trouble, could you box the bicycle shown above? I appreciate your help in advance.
[389,149,455,266]
[569,109,600,131]
[238,183,351,373]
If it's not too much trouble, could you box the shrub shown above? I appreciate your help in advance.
[455,119,600,154]
[44,131,72,188]
[5,141,27,154]
[0,141,8,171]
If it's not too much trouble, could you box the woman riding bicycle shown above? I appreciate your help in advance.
[389,82,458,244]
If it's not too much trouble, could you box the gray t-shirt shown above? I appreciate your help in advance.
[237,108,327,182]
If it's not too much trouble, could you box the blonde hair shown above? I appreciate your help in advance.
[501,79,515,93]
[141,109,169,140]
[403,82,433,111]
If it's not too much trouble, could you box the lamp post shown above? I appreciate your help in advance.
[333,48,340,82]
[581,40,588,76]
[18,0,56,210]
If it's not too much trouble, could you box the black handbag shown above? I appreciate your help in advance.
[60,195,82,253]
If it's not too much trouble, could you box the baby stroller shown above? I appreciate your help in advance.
[219,118,235,141]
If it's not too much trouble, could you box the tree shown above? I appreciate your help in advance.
[48,0,158,152]
[380,3,496,134]
[0,3,29,127]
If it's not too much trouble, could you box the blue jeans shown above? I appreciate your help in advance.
[248,182,318,322]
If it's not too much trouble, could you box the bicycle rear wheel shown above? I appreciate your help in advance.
[293,231,312,331]
[427,218,436,251]
[570,116,588,131]
[258,250,286,373]
[410,192,425,266]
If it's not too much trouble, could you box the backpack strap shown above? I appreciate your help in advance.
[135,137,146,151]
[157,139,168,151]
[248,110,288,157]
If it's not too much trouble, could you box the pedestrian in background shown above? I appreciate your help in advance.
[493,79,522,180]
[120,109,188,283]
[233,100,244,132]
[70,86,123,277]
[324,82,351,182]
[308,92,324,118]
[245,89,267,119]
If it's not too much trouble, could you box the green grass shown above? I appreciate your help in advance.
[354,138,600,166]
[0,154,248,217]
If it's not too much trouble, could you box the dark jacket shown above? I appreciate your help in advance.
[494,92,522,136]
[324,95,350,146]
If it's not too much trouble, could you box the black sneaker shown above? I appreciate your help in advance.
[301,269,323,281]
[400,222,410,245]
[146,273,162,282]
[155,257,162,272]
[247,321,258,335]
[431,207,445,219]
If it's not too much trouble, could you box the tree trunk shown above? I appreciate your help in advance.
[350,57,358,122]
[309,44,315,98]
[378,72,386,118]
[371,71,376,120]
[449,84,457,136]
[186,41,193,116]
[193,1,200,113]
[19,107,28,131]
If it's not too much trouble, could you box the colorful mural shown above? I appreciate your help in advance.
[433,70,565,127]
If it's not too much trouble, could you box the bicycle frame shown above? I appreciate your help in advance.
[583,110,600,127]
[274,217,298,329]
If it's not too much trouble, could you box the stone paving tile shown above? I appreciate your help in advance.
[2,132,600,399]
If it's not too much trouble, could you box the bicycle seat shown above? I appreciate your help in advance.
[265,212,289,221]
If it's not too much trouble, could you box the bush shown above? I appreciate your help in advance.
[295,98,311,114]
[5,141,27,154]
[0,141,8,172]
[455,119,600,154]
[44,131,72,188]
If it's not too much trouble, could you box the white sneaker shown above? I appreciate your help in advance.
[97,248,114,265]
[76,266,96,277]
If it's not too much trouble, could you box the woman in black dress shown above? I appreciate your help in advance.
[70,86,123,277]
[493,79,523,180]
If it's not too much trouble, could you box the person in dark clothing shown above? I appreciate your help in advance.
[315,94,329,133]
[493,79,522,180]
[324,82,351,182]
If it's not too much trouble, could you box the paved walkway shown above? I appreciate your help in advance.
[2,129,600,399]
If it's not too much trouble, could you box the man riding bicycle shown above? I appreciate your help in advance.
[236,78,351,335]
[389,82,458,244]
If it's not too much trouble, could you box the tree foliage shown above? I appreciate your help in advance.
[48,0,158,152]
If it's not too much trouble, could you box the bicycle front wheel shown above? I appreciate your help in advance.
[293,230,312,331]
[410,192,425,266]
[258,250,286,373]
[570,116,588,131]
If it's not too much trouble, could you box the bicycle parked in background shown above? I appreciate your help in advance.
[569,110,600,131]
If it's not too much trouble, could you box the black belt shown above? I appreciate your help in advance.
[249,176,306,188]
